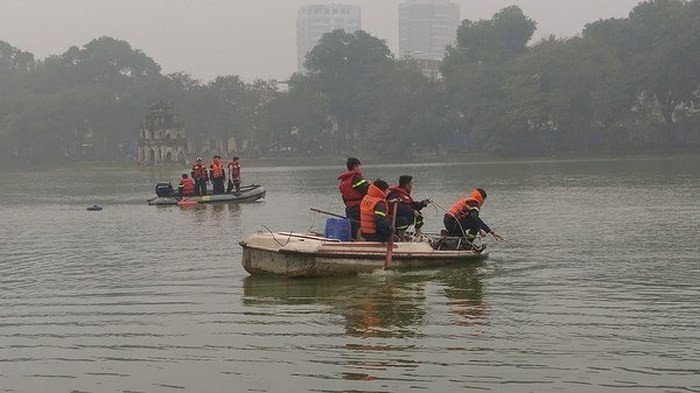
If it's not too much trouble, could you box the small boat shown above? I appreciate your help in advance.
[147,184,266,206]
[240,231,488,278]
[86,204,103,211]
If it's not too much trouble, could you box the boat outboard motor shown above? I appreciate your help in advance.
[155,182,174,197]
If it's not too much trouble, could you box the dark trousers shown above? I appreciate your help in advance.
[195,179,207,196]
[345,205,360,240]
[227,179,241,194]
[443,214,479,241]
[362,232,391,242]
[212,178,225,195]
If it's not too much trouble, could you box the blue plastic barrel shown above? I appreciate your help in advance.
[324,217,351,241]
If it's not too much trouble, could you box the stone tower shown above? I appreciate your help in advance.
[138,102,188,164]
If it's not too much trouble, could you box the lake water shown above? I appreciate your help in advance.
[1,155,699,393]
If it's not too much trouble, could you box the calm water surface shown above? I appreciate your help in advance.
[1,156,699,393]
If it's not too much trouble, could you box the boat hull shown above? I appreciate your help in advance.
[240,232,488,277]
[148,185,265,205]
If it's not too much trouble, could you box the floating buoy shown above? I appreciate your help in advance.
[86,204,103,211]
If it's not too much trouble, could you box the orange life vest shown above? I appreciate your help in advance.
[179,178,195,195]
[360,184,387,235]
[448,189,484,218]
[210,161,224,179]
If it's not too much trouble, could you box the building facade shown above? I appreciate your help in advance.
[296,4,362,70]
[399,0,460,60]
[138,102,188,164]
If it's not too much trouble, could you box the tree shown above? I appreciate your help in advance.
[305,29,394,152]
[0,41,35,73]
[255,73,331,155]
[443,5,536,70]
[441,6,537,153]
[624,0,700,146]
[371,59,452,157]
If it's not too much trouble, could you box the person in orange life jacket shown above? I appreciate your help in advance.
[338,157,370,240]
[191,157,209,196]
[360,179,394,242]
[226,156,242,194]
[444,188,503,249]
[178,173,195,197]
[387,175,430,239]
[209,155,226,195]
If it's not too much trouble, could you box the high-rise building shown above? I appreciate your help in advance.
[399,0,460,60]
[296,4,362,71]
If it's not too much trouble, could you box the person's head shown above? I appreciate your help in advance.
[181,173,189,179]
[233,156,239,161]
[214,155,221,160]
[373,179,389,193]
[346,157,361,171]
[196,157,203,163]
[399,175,413,192]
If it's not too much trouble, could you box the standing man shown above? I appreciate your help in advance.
[338,157,369,240]
[191,157,208,196]
[227,156,242,194]
[209,155,226,195]
[387,175,430,240]
[444,188,503,250]
[359,179,393,242]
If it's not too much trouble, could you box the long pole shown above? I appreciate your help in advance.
[309,207,359,223]
[384,202,398,269]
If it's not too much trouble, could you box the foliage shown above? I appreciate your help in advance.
[1,1,699,165]
[305,29,394,152]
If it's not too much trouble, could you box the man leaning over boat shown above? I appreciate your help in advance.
[444,188,503,251]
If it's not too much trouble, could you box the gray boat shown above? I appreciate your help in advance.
[148,184,266,205]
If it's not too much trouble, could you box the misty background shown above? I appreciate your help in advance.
[2,0,643,82]
[1,0,699,165]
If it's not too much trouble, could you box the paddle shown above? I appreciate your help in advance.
[384,201,398,269]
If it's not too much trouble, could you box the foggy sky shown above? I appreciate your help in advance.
[1,0,643,83]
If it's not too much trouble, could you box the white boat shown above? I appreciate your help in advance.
[239,231,488,277]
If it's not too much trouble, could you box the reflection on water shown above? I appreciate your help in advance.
[1,156,699,392]
[243,265,487,340]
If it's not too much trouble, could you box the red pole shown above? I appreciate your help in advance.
[384,202,398,269]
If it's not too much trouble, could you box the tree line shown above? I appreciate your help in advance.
[0,0,698,166]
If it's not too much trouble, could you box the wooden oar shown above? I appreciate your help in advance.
[384,202,398,269]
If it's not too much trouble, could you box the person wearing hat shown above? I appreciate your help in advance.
[191,157,209,196]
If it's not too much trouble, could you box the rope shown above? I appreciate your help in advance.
[429,199,470,239]
[262,224,292,247]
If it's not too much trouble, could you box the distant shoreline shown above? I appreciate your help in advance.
[24,148,699,172]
